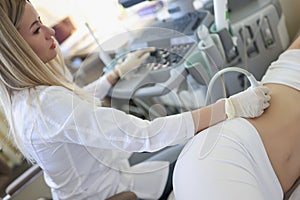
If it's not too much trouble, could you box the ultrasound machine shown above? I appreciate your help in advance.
[105,0,289,115]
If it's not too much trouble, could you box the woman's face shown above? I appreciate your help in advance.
[17,2,57,63]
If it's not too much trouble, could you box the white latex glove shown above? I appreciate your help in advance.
[225,85,270,119]
[115,47,156,78]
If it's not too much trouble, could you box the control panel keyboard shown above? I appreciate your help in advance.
[141,43,194,71]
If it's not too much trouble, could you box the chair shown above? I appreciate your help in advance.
[2,164,137,200]
[106,191,137,200]
[3,164,51,200]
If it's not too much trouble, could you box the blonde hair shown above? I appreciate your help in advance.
[0,0,99,161]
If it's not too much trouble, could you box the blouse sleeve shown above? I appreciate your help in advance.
[37,86,195,153]
[83,75,112,100]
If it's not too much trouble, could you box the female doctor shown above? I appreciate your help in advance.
[0,0,270,199]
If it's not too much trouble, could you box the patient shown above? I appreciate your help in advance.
[173,35,300,200]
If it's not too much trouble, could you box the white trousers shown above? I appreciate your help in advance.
[173,118,283,200]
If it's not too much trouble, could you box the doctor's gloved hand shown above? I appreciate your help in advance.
[225,85,270,119]
[115,47,156,78]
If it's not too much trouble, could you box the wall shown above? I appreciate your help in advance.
[30,0,126,44]
[0,109,23,168]
[279,0,300,41]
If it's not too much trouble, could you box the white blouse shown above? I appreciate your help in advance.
[11,75,194,200]
[262,49,300,91]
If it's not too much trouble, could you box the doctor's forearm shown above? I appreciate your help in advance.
[191,99,226,134]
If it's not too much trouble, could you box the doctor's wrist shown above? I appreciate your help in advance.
[107,69,120,85]
[111,70,120,80]
[213,99,227,122]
